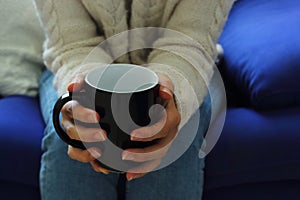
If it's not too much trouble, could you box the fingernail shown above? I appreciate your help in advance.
[161,87,173,97]
[160,87,173,99]
[130,135,138,141]
[127,175,134,181]
[127,174,139,181]
[122,152,134,161]
[99,168,110,175]
[130,136,138,141]
[130,136,143,141]
[130,132,141,141]
[90,149,101,158]
[67,83,80,92]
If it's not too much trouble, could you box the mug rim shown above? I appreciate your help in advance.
[85,64,159,94]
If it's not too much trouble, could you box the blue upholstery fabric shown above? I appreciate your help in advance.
[0,181,41,200]
[204,106,300,190]
[203,180,300,200]
[219,0,300,108]
[0,96,44,196]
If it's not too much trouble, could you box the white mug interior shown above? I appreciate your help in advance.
[85,64,159,93]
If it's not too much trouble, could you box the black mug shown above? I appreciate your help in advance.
[53,64,161,172]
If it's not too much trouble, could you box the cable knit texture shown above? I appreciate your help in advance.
[33,0,235,127]
[0,0,44,97]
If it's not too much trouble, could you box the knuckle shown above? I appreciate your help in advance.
[68,148,90,163]
[67,147,76,160]
[79,155,91,163]
[65,126,77,139]
[161,131,168,138]
[62,101,74,115]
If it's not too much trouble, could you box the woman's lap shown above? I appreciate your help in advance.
[39,70,209,200]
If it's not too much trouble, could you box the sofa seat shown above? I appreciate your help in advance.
[203,106,300,199]
[0,96,44,199]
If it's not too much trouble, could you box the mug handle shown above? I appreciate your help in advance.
[52,92,86,150]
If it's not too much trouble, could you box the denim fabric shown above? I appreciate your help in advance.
[39,70,210,200]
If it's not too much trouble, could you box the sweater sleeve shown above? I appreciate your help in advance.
[33,0,113,96]
[147,0,235,126]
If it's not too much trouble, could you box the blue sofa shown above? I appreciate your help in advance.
[1,0,300,199]
[0,96,44,199]
[203,0,300,199]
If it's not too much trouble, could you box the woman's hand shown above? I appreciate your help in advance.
[60,72,181,178]
[123,73,181,181]
[61,73,110,174]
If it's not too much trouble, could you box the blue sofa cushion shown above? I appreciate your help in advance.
[204,107,300,190]
[203,181,300,200]
[0,96,44,188]
[219,0,300,108]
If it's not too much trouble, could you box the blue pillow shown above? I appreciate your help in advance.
[219,0,300,108]
[0,96,44,188]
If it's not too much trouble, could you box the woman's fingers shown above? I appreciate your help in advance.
[130,73,180,142]
[62,119,106,142]
[121,73,180,181]
[130,115,167,141]
[68,146,101,163]
[122,128,177,163]
[61,100,105,142]
[126,159,162,181]
[89,160,110,174]
[130,95,180,142]
[63,73,110,175]
[62,100,100,123]
[124,124,178,180]
[68,146,110,175]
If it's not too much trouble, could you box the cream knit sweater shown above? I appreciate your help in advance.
[34,0,234,126]
[0,0,44,97]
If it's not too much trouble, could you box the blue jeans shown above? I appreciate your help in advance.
[39,70,210,200]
